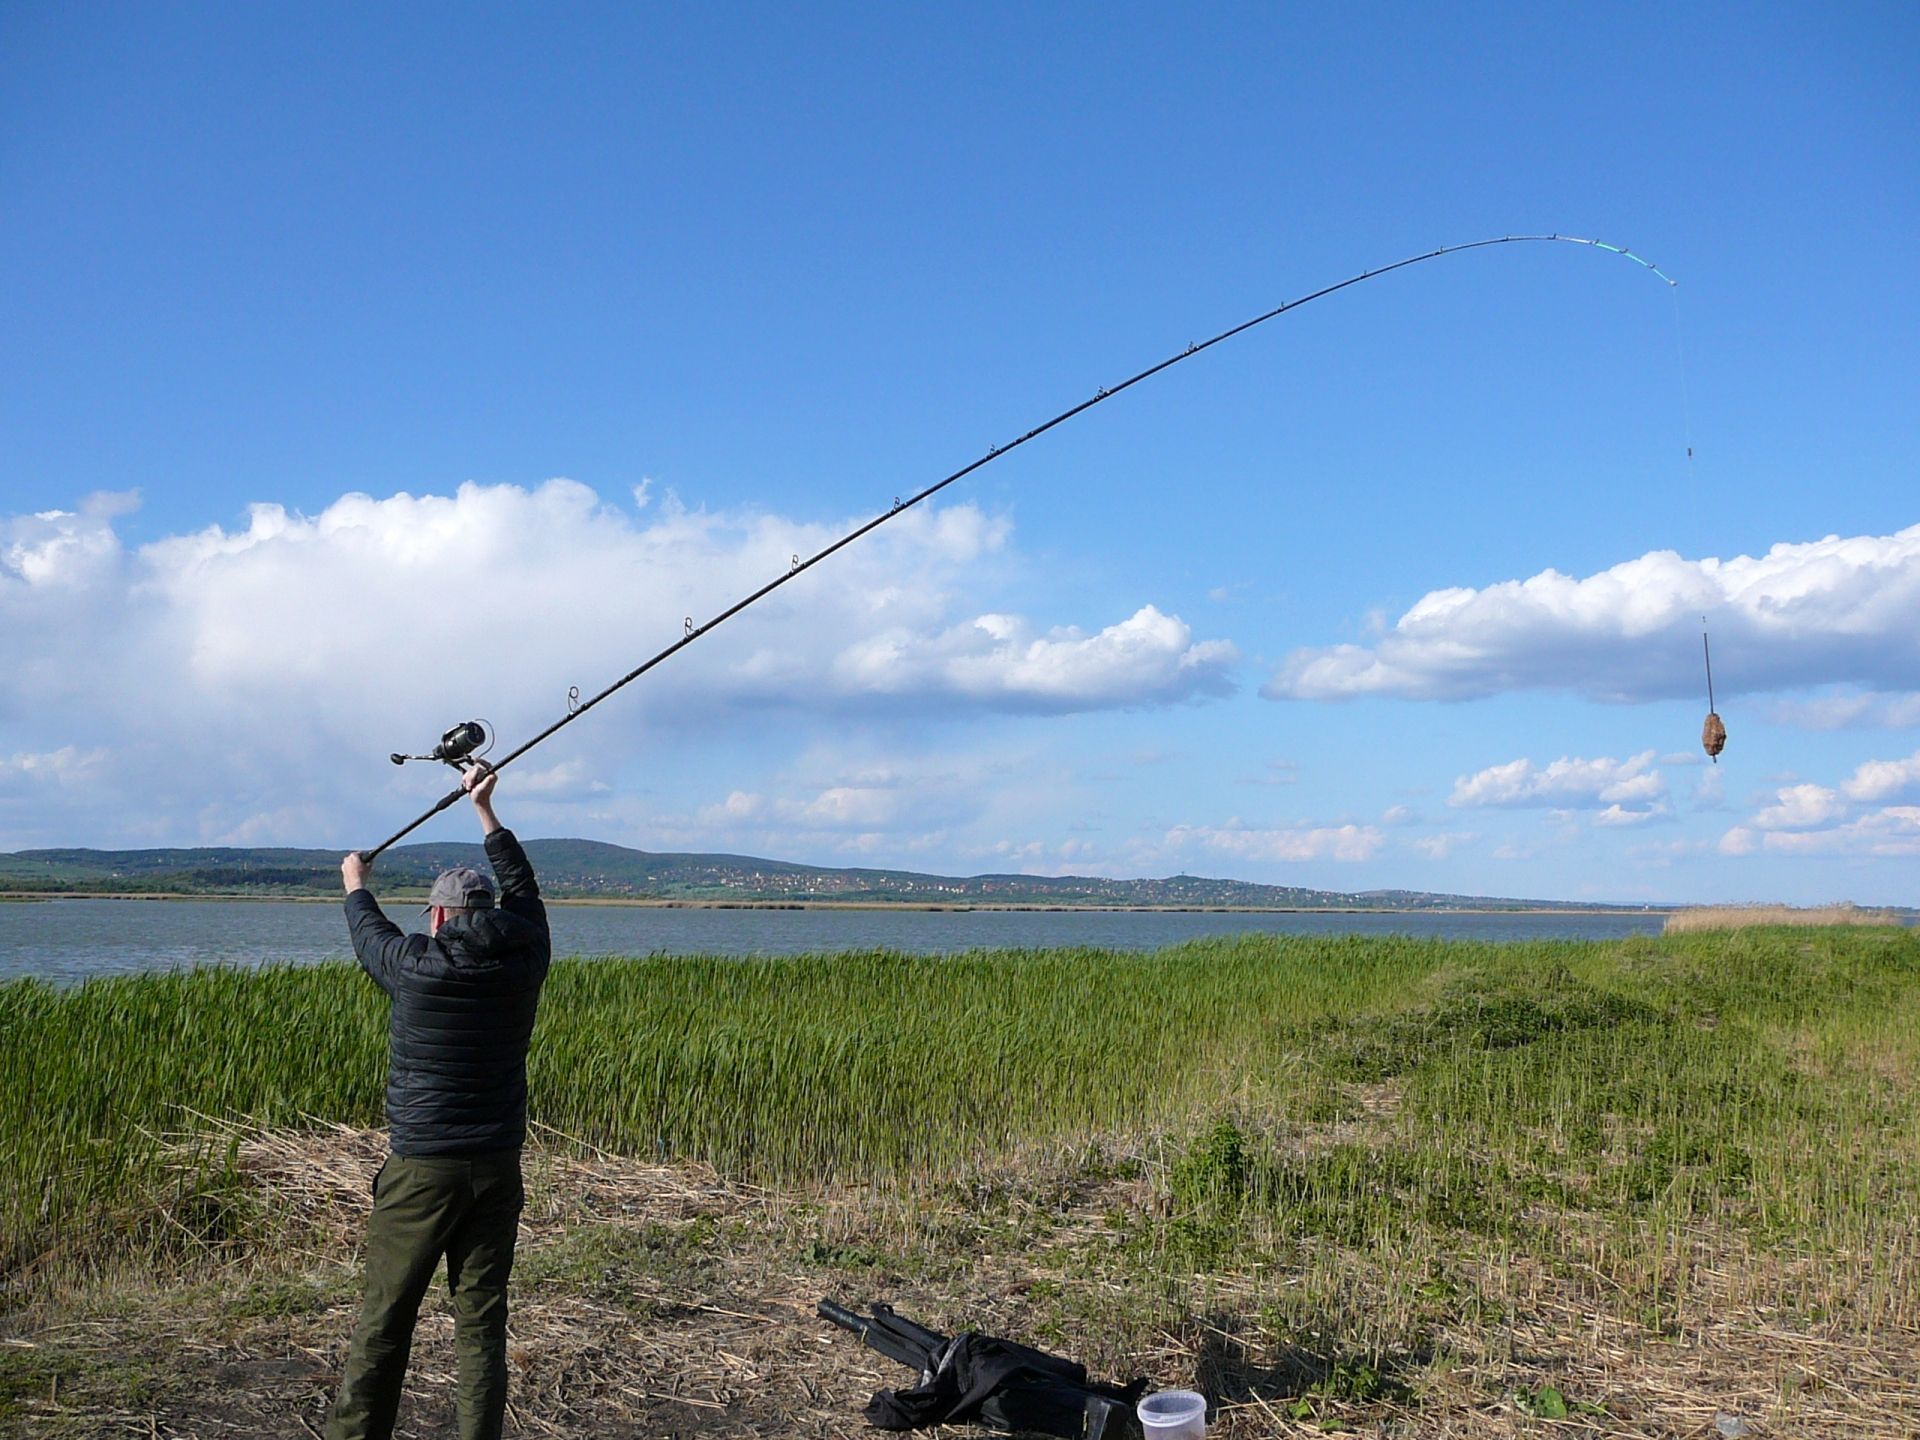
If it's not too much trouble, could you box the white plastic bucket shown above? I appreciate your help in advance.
[1137,1387,1207,1438]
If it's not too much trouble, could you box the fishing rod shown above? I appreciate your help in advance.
[362,232,1679,859]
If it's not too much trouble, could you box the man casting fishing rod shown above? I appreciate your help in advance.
[326,763,551,1440]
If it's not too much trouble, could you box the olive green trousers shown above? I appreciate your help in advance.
[325,1151,525,1440]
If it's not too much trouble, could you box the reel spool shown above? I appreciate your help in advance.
[390,720,494,770]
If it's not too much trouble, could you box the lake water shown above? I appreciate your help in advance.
[0,898,1668,986]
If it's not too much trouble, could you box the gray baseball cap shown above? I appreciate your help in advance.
[425,866,496,911]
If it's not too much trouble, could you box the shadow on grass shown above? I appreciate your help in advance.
[1190,1310,1423,1425]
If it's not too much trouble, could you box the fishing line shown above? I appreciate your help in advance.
[363,232,1680,859]
[1703,624,1717,715]
[1671,285,1696,458]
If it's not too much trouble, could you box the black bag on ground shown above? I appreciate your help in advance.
[820,1299,1147,1439]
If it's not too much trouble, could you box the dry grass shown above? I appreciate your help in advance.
[1662,903,1908,934]
[4,1117,1917,1438]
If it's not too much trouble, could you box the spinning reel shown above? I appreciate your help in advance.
[390,720,494,771]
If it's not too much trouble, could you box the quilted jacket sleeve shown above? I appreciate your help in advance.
[485,829,548,942]
[345,889,416,996]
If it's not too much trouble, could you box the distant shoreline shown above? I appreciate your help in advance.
[0,890,1668,916]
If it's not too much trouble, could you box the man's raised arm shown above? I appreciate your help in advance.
[467,765,547,934]
[341,852,409,995]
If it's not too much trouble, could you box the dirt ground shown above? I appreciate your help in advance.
[3,1124,1915,1438]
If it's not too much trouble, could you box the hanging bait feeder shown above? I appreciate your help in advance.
[1701,623,1726,762]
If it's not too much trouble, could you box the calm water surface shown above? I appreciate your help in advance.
[0,898,1667,986]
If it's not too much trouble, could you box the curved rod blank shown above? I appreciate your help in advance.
[361,233,1675,858]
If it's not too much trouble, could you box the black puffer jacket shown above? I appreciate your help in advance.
[345,828,551,1156]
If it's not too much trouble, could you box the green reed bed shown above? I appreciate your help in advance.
[1,935,1445,1272]
[532,936,1441,1176]
[5,926,1917,1350]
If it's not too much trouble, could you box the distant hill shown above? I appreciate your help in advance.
[0,841,1654,911]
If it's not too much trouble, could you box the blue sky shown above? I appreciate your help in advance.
[3,3,1916,904]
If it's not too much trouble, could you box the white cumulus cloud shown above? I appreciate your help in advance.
[1410,832,1475,859]
[1,492,136,590]
[1840,750,1920,804]
[1723,808,1920,858]
[0,482,1236,846]
[1449,751,1665,812]
[1767,692,1920,731]
[1265,523,1920,702]
[1720,754,1920,858]
[1594,803,1667,827]
[0,747,107,788]
[684,747,1018,855]
[1751,783,1847,831]
[832,605,1237,710]
[1163,821,1385,863]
